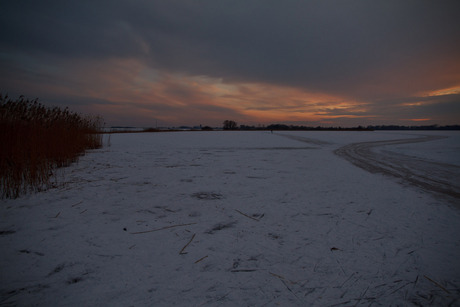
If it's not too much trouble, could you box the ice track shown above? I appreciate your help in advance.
[334,135,460,203]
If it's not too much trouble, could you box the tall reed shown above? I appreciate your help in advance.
[0,94,103,198]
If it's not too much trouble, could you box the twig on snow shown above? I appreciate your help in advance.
[270,272,286,280]
[424,275,450,294]
[179,233,196,254]
[71,201,83,207]
[130,222,197,234]
[235,209,259,221]
[194,255,208,264]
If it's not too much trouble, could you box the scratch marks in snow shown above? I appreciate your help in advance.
[19,249,44,256]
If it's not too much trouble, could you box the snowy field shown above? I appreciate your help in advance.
[1,130,459,306]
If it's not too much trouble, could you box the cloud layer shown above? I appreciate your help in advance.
[1,1,459,126]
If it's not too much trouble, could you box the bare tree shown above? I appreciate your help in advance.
[223,120,238,130]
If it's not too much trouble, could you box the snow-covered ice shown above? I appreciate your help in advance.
[1,130,459,306]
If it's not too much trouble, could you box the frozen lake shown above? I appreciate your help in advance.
[1,130,459,306]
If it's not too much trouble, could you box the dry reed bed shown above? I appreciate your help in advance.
[0,94,103,198]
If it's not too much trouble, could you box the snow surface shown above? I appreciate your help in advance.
[1,130,459,306]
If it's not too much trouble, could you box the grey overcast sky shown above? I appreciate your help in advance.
[1,0,459,127]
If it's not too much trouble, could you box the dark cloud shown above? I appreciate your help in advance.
[0,1,146,58]
[122,1,460,99]
[1,0,459,126]
[159,2,458,97]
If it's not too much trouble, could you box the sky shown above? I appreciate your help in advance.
[1,0,460,127]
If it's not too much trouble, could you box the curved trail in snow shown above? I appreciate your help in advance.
[334,135,460,202]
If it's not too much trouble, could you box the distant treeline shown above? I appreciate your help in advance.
[366,125,460,130]
[239,124,460,131]
[240,124,371,131]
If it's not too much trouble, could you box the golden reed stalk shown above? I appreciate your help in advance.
[0,94,103,198]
